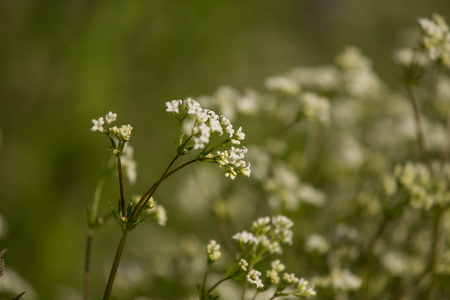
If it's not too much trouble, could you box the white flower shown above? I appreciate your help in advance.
[272,215,294,245]
[266,269,280,284]
[301,92,330,123]
[296,278,316,297]
[154,205,167,226]
[105,111,117,124]
[206,240,222,263]
[91,117,105,132]
[265,76,299,95]
[271,259,285,273]
[232,231,258,244]
[239,259,249,271]
[121,145,137,184]
[330,268,362,291]
[166,100,183,113]
[418,14,450,68]
[283,273,299,285]
[247,270,264,288]
[305,234,330,254]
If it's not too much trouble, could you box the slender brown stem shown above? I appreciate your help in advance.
[129,157,198,223]
[103,231,128,300]
[116,156,126,219]
[102,157,200,299]
[200,265,210,299]
[425,209,444,300]
[208,274,236,294]
[84,229,94,300]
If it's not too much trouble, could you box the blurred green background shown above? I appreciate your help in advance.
[0,0,448,299]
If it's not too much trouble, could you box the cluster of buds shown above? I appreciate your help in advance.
[166,98,251,180]
[90,111,133,156]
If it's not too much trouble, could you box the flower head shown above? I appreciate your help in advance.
[206,240,222,263]
[247,269,264,289]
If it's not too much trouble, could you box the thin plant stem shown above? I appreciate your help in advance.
[362,215,389,300]
[83,228,94,300]
[241,284,247,300]
[208,271,238,294]
[200,265,210,299]
[129,157,198,223]
[406,85,430,169]
[251,290,259,300]
[103,231,128,300]
[425,208,444,300]
[102,157,200,300]
[116,156,126,219]
[91,176,107,225]
[84,171,109,300]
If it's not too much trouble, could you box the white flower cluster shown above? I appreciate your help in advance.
[300,92,331,124]
[394,161,450,210]
[418,14,450,68]
[198,86,259,122]
[213,146,251,179]
[136,195,167,227]
[239,259,249,271]
[265,76,300,95]
[232,215,294,256]
[283,273,299,285]
[336,46,383,98]
[305,234,330,254]
[313,268,362,292]
[296,278,317,297]
[121,145,137,185]
[206,240,222,263]
[392,47,430,66]
[289,66,339,92]
[166,98,251,180]
[265,163,325,210]
[266,259,285,284]
[91,111,133,141]
[246,269,264,289]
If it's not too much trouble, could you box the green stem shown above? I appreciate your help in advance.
[116,156,126,219]
[128,157,199,223]
[251,290,259,300]
[200,265,210,299]
[101,157,200,299]
[83,229,94,300]
[103,231,128,300]
[406,85,430,169]
[208,271,238,294]
[362,215,389,300]
[91,176,107,225]
[241,285,247,300]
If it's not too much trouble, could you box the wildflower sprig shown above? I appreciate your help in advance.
[232,215,294,266]
[418,14,450,69]
[89,103,252,300]
[393,161,450,210]
[91,111,132,156]
[166,98,251,179]
[200,216,315,300]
